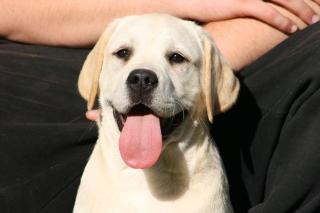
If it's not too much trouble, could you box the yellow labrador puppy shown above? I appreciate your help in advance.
[74,14,239,213]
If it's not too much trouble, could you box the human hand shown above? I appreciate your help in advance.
[181,0,320,33]
[86,109,100,121]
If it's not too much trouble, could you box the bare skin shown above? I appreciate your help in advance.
[0,0,319,46]
[207,1,320,71]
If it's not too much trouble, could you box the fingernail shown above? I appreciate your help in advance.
[290,25,298,33]
[312,15,320,24]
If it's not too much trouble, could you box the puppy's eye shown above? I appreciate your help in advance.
[168,52,187,64]
[113,48,131,60]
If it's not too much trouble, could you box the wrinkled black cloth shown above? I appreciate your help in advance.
[213,22,320,213]
[0,42,95,212]
[0,22,319,212]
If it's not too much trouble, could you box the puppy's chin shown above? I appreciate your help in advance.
[112,103,187,138]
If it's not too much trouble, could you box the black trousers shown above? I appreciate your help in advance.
[0,23,319,212]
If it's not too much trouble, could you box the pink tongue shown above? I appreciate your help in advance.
[119,111,162,169]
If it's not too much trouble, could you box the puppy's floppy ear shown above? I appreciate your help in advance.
[199,30,239,123]
[78,20,118,110]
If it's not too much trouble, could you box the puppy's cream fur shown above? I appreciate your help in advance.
[74,14,239,213]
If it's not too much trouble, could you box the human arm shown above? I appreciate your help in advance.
[204,0,320,71]
[0,0,318,46]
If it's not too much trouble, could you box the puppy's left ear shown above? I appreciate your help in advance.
[78,20,118,110]
[199,30,240,123]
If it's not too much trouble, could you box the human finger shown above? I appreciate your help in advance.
[312,0,320,5]
[86,109,100,121]
[271,0,319,24]
[244,1,298,33]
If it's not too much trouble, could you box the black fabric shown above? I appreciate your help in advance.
[213,22,320,213]
[0,41,96,212]
[0,22,319,212]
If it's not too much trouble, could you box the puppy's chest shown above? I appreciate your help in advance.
[78,153,217,213]
[86,175,214,213]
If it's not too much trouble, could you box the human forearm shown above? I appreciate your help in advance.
[205,18,288,71]
[0,0,180,46]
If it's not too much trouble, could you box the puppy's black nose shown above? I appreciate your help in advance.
[127,69,158,93]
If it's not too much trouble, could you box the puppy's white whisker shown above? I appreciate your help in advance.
[176,100,186,119]
[173,99,187,124]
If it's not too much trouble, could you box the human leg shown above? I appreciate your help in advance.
[0,39,96,212]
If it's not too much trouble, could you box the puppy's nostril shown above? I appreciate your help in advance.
[129,75,140,85]
[127,69,158,92]
[144,75,158,87]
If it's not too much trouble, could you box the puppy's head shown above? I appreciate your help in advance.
[78,14,239,168]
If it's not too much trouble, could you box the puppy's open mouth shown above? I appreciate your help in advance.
[113,104,187,138]
[113,103,187,169]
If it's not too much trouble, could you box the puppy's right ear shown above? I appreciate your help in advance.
[78,20,118,110]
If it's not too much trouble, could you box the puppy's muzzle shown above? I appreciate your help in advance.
[127,69,158,104]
